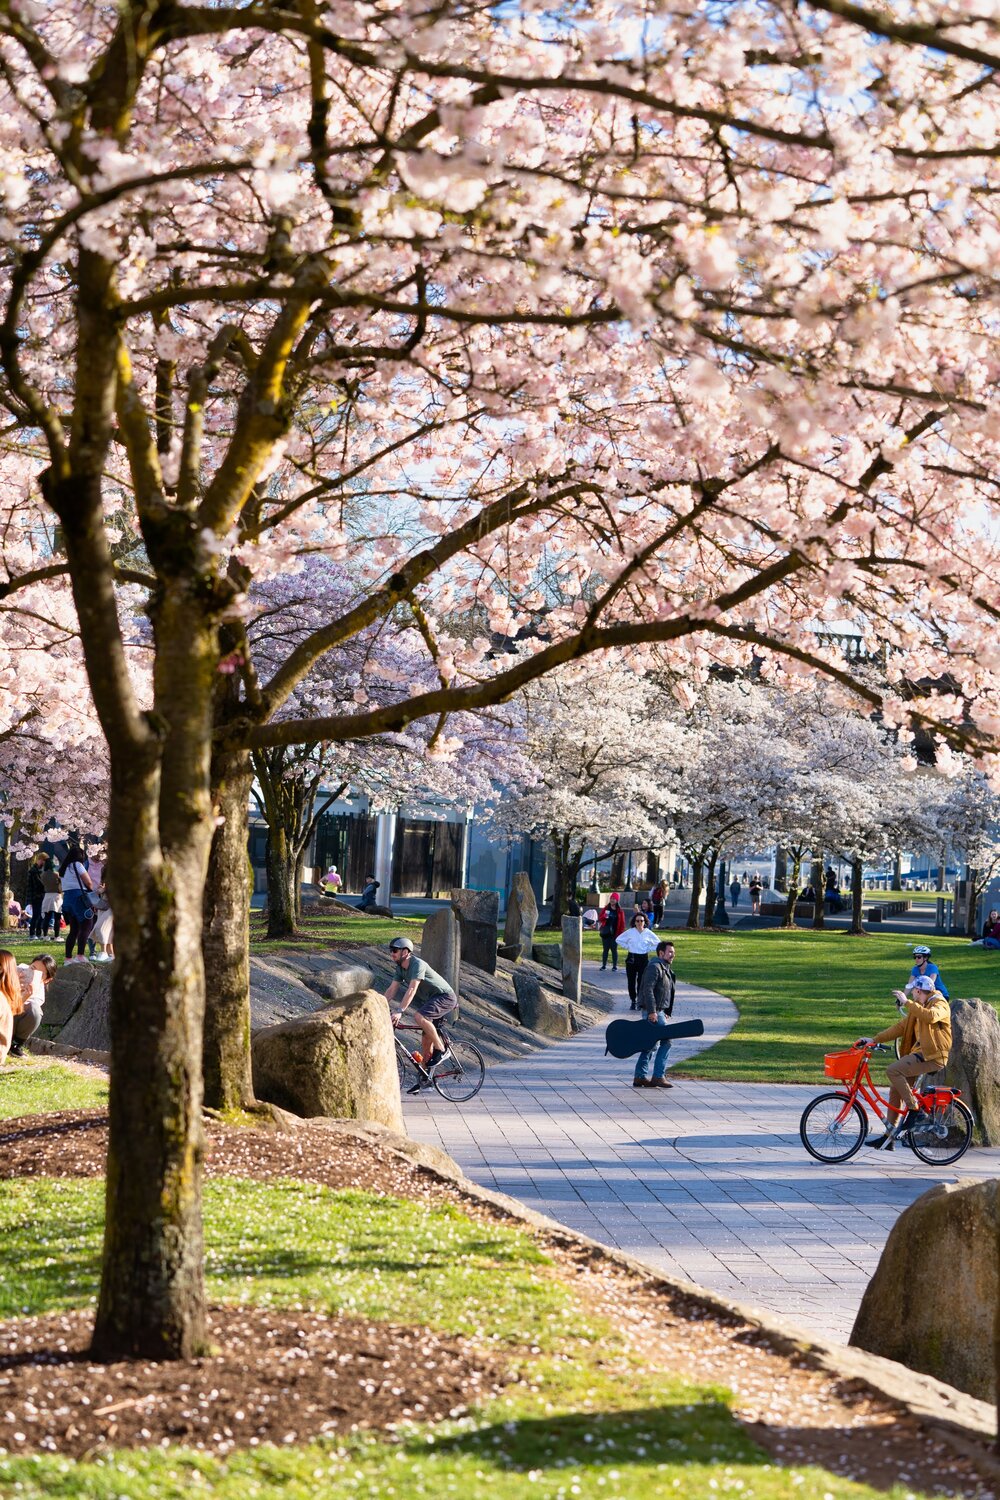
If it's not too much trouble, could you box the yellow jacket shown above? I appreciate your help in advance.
[875,993,952,1068]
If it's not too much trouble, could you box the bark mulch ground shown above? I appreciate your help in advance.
[2,1108,998,1495]
[0,1305,504,1459]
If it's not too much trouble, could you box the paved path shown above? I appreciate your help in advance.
[406,961,1000,1345]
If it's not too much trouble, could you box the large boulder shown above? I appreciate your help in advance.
[512,969,572,1038]
[251,989,403,1130]
[40,963,100,1031]
[421,908,461,1001]
[503,872,538,960]
[56,963,113,1051]
[561,916,582,1004]
[850,1179,999,1401]
[946,998,1000,1145]
[250,955,374,1030]
[531,941,562,971]
[450,888,498,975]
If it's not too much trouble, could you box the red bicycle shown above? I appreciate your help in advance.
[799,1043,973,1166]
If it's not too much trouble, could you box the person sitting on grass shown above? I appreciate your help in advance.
[10,953,57,1057]
[860,974,953,1149]
[358,874,380,912]
[981,911,1000,949]
[0,948,24,1064]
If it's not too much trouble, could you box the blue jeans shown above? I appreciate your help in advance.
[634,1010,672,1082]
[986,937,1000,949]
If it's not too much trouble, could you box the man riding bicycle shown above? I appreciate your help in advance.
[859,973,953,1149]
[385,937,457,1089]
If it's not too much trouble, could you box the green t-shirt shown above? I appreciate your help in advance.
[394,954,454,1001]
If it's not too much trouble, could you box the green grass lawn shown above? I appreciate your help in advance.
[0,1057,107,1117]
[582,927,999,1083]
[249,909,423,956]
[0,1174,956,1500]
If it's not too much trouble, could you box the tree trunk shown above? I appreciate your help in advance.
[550,836,582,928]
[703,851,718,928]
[849,857,866,935]
[294,848,306,925]
[782,853,802,928]
[0,822,10,930]
[686,857,703,929]
[609,850,626,891]
[773,846,787,893]
[811,856,825,930]
[264,824,298,939]
[892,850,903,891]
[202,748,255,1113]
[91,576,219,1360]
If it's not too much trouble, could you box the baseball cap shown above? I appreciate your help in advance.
[912,974,936,992]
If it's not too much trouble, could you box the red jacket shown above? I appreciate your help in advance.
[598,903,626,938]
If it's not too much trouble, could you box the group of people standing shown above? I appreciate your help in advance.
[24,845,114,962]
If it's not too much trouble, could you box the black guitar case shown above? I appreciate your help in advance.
[604,1016,705,1058]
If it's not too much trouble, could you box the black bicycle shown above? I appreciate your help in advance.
[393,1016,486,1102]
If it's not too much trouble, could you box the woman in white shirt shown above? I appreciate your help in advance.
[60,843,97,963]
[617,912,660,1009]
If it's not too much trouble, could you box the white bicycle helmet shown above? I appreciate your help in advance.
[389,936,415,954]
[912,945,932,957]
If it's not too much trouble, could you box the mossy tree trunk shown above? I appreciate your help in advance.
[202,745,255,1113]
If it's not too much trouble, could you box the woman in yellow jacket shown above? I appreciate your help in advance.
[862,974,952,1149]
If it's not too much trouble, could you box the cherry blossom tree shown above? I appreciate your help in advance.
[487,662,682,922]
[7,0,1000,1363]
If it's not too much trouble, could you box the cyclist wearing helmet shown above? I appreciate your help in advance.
[385,937,457,1087]
[860,974,953,1148]
[907,945,948,1001]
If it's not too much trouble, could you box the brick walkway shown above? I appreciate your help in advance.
[405,960,1000,1344]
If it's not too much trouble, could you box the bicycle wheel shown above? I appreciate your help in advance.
[907,1098,974,1165]
[799,1091,868,1163]
[396,1041,421,1094]
[432,1040,485,1102]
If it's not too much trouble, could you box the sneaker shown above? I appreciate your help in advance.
[406,1078,431,1094]
[425,1046,451,1075]
[904,1109,930,1128]
[864,1133,894,1150]
[92,953,113,963]
[8,1039,23,1058]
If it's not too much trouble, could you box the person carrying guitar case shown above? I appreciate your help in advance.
[633,938,677,1089]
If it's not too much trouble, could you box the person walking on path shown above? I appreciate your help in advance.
[749,874,763,915]
[598,892,626,971]
[861,975,953,1148]
[633,939,677,1089]
[729,877,740,910]
[60,844,97,962]
[650,880,665,928]
[617,912,660,1009]
[26,852,47,939]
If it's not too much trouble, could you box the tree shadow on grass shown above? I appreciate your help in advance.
[424,1400,757,1472]
[423,1404,978,1494]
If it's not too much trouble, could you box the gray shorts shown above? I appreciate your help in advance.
[414,992,457,1023]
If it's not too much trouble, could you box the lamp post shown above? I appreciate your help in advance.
[713,856,730,927]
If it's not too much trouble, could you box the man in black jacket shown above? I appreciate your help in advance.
[633,940,677,1090]
[26,852,47,940]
